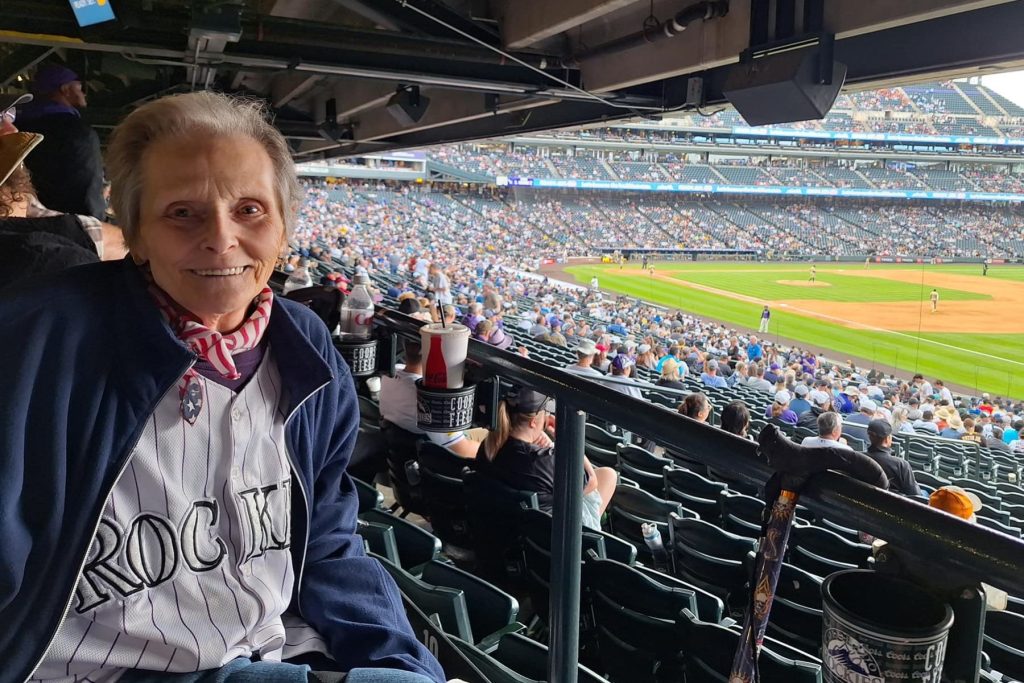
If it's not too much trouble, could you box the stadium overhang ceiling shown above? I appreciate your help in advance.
[2,0,1024,158]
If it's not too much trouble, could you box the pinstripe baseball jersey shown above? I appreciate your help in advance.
[33,347,317,682]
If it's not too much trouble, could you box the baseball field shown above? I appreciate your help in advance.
[558,262,1024,400]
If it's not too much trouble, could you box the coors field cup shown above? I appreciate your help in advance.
[821,570,954,683]
[419,323,470,389]
[416,323,474,433]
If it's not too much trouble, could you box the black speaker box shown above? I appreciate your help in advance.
[723,47,846,126]
[386,87,431,127]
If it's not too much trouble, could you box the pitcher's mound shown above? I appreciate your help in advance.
[777,280,831,287]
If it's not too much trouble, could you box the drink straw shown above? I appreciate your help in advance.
[437,301,446,328]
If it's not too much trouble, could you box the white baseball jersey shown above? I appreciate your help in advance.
[33,347,321,682]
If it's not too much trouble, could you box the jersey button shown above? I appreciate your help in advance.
[231,408,242,421]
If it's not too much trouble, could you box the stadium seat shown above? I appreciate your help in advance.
[663,467,727,522]
[352,476,384,513]
[606,485,690,564]
[463,471,539,578]
[984,610,1024,681]
[582,552,698,682]
[719,490,766,539]
[356,519,401,567]
[360,508,442,573]
[767,563,824,653]
[381,421,426,517]
[491,632,606,683]
[420,559,524,648]
[586,422,624,449]
[667,515,756,610]
[448,636,538,683]
[788,525,872,577]
[374,553,475,644]
[678,608,823,683]
[616,444,674,495]
[817,517,862,543]
[584,441,619,469]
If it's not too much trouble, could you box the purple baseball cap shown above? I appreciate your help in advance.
[31,65,80,94]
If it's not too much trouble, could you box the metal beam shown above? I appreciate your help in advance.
[0,44,54,87]
[270,72,322,108]
[350,89,554,143]
[496,0,640,50]
[579,0,1017,92]
[318,98,632,157]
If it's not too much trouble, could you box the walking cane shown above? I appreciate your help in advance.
[729,425,889,682]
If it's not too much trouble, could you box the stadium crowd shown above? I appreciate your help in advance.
[287,179,1023,467]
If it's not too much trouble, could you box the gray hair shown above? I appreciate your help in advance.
[106,91,303,249]
[817,411,841,437]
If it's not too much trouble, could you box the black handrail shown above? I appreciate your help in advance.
[377,308,1024,594]
[379,308,1023,683]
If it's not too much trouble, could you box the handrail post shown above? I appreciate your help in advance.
[548,401,586,683]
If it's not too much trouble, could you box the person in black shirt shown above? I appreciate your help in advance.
[865,419,921,497]
[476,388,617,529]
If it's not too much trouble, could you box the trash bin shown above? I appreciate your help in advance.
[822,569,954,683]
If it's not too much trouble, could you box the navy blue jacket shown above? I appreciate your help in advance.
[0,260,444,683]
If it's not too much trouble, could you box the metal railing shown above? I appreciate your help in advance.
[376,309,1024,683]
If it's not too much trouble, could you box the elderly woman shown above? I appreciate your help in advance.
[0,93,443,683]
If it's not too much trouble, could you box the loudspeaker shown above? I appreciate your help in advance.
[386,86,430,126]
[723,47,846,126]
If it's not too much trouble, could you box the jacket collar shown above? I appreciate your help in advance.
[116,259,332,418]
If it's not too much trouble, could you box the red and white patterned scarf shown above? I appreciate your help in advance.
[144,270,274,423]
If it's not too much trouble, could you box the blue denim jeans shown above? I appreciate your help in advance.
[119,659,438,683]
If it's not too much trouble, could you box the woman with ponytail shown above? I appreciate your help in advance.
[476,387,617,530]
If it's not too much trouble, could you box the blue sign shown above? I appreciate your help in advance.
[68,0,116,27]
[493,176,1024,203]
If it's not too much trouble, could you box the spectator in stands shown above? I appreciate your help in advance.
[727,360,749,388]
[594,344,611,373]
[540,318,568,347]
[747,335,764,361]
[473,318,514,351]
[529,314,549,339]
[427,262,452,305]
[790,384,812,416]
[607,354,644,399]
[476,388,616,530]
[15,65,105,220]
[890,406,916,434]
[462,302,484,331]
[1008,419,1022,445]
[961,417,983,444]
[913,409,940,435]
[635,343,656,369]
[844,399,878,443]
[1,91,444,682]
[747,362,774,394]
[720,400,751,439]
[801,412,853,450]
[700,359,728,389]
[797,390,833,430]
[679,392,712,423]
[655,344,681,373]
[764,362,782,385]
[657,358,686,391]
[0,130,105,289]
[865,420,921,496]
[766,390,798,426]
[566,339,602,376]
[986,427,1012,454]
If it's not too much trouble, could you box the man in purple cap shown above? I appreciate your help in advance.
[15,64,105,219]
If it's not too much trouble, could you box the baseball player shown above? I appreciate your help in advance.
[930,288,939,313]
[809,264,817,283]
[759,305,771,333]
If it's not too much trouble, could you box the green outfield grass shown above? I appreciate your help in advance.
[563,262,1024,399]
[662,270,987,303]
